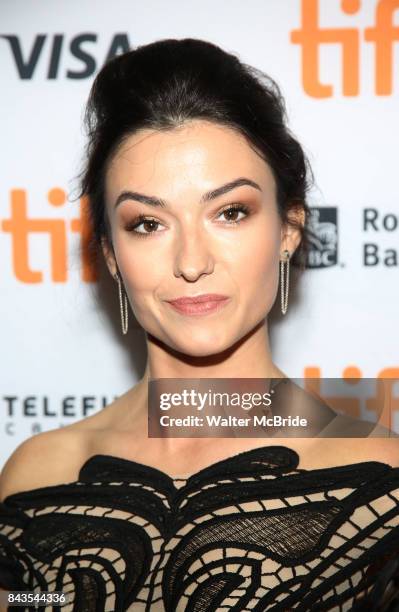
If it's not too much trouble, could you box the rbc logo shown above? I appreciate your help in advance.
[307,207,338,268]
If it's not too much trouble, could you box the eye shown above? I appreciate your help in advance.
[124,203,251,237]
[124,215,165,237]
[217,203,250,224]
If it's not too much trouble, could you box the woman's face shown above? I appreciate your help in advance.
[103,120,300,356]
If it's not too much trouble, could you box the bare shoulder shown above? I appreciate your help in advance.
[0,427,90,502]
[313,412,399,468]
[0,386,142,502]
[368,429,399,468]
[348,416,399,467]
[63,382,144,433]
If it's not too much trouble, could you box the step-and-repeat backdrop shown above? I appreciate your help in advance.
[1,0,398,466]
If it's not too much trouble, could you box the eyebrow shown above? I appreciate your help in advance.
[113,177,262,209]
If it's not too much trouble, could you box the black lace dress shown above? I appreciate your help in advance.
[1,445,399,611]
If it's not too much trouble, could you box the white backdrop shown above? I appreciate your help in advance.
[1,0,398,466]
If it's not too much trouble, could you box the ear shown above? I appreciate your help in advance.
[280,204,306,257]
[101,237,118,279]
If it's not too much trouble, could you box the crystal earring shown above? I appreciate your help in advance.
[280,250,290,315]
[114,272,129,334]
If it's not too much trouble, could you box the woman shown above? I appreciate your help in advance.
[1,38,399,611]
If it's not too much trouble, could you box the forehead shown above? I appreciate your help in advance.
[105,120,275,202]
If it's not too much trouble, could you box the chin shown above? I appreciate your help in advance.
[168,330,235,359]
[180,344,228,358]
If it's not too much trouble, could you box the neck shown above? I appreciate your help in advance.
[139,319,285,384]
[124,319,286,453]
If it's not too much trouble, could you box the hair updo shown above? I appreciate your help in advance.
[77,38,313,269]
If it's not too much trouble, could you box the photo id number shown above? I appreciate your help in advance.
[0,591,71,607]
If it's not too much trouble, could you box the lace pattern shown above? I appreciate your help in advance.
[1,445,399,611]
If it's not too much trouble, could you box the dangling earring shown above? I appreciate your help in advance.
[114,272,129,334]
[280,250,290,315]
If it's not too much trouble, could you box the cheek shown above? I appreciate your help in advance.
[116,240,164,296]
[231,224,280,295]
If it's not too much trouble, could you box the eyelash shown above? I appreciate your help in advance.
[124,203,251,238]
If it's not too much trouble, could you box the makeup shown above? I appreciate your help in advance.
[166,294,230,316]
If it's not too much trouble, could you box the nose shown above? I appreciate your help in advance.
[173,226,214,281]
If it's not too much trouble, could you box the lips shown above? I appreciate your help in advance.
[168,294,229,305]
[166,294,230,316]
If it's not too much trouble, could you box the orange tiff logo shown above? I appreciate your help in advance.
[1,188,97,283]
[304,367,399,429]
[291,0,399,96]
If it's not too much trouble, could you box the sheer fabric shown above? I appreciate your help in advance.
[1,445,399,611]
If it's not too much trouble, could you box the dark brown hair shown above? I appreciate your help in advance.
[77,38,313,269]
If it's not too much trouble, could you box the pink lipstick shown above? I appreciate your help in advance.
[166,294,230,316]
